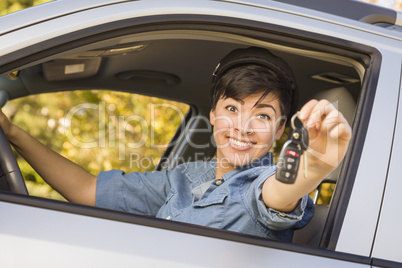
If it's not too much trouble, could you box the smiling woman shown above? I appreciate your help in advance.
[209,47,296,178]
[210,93,285,173]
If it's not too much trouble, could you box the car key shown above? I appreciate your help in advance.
[276,112,309,184]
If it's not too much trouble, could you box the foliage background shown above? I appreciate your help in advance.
[0,0,53,16]
[5,90,188,200]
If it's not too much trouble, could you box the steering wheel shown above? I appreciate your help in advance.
[0,126,28,195]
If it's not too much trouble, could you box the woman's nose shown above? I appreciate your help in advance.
[234,115,254,135]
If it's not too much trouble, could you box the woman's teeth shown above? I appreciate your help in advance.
[229,138,253,147]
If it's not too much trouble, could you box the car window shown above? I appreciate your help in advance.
[4,90,189,200]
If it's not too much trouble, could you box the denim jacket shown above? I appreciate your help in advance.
[96,153,314,242]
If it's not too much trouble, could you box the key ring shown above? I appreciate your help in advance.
[291,111,301,140]
[291,111,301,130]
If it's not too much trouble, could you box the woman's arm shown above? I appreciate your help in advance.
[0,107,96,206]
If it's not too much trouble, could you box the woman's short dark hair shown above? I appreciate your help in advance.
[210,47,297,125]
[211,64,292,125]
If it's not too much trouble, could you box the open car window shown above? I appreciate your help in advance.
[0,29,368,249]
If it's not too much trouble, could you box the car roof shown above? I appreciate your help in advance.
[0,0,126,35]
[1,0,401,35]
[241,0,402,26]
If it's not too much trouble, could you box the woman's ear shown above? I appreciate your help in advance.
[210,109,216,126]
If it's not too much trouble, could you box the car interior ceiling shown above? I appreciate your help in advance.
[2,34,362,144]
[1,34,362,107]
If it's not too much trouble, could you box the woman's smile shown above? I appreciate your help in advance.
[227,137,255,151]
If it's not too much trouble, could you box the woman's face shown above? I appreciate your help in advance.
[210,92,286,170]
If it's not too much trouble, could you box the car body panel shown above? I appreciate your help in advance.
[0,0,401,65]
[224,0,402,39]
[335,49,402,257]
[0,0,129,35]
[370,71,402,264]
[0,199,369,268]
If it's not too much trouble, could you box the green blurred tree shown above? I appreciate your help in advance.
[6,91,188,200]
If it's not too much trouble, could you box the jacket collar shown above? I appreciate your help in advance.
[184,152,273,185]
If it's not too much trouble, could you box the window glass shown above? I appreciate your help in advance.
[5,90,189,200]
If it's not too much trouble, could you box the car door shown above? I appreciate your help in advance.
[370,56,402,267]
[0,0,400,266]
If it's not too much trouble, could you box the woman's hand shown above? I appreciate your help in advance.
[299,99,352,180]
[262,98,352,212]
[0,106,14,138]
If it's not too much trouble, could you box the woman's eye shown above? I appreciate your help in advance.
[226,105,238,112]
[257,114,271,120]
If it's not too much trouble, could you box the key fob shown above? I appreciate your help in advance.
[276,113,308,184]
[276,137,303,184]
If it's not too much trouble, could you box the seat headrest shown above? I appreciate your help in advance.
[313,87,356,126]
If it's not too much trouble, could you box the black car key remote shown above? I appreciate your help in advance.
[276,112,309,184]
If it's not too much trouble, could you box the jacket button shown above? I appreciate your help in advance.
[214,179,224,186]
